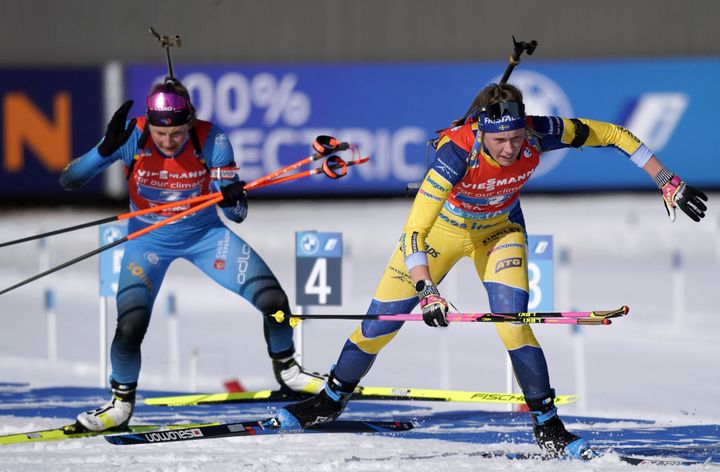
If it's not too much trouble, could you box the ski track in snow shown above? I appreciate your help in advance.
[1,195,720,471]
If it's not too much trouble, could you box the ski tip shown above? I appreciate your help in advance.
[556,394,580,405]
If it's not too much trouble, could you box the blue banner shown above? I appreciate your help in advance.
[0,68,103,198]
[125,59,720,195]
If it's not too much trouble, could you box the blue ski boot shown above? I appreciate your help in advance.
[527,394,594,460]
[274,370,357,430]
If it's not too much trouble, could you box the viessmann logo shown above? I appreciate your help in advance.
[460,170,534,191]
[136,169,207,180]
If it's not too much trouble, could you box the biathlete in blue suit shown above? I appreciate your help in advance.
[60,79,324,432]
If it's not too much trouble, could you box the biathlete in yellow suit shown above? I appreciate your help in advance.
[275,83,709,459]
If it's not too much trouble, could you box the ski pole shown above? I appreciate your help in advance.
[0,152,370,294]
[248,135,349,189]
[499,36,538,85]
[0,195,223,296]
[149,27,182,81]
[250,156,370,189]
[0,154,361,249]
[278,314,611,328]
[0,193,221,249]
[270,306,629,327]
[0,139,363,249]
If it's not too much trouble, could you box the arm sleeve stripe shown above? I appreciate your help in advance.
[629,144,653,168]
[405,252,429,271]
[569,118,590,148]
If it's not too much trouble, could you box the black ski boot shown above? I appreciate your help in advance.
[274,370,357,430]
[527,393,593,460]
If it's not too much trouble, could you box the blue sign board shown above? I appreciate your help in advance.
[527,234,554,311]
[295,231,342,306]
[0,68,103,198]
[125,58,720,196]
[99,222,127,297]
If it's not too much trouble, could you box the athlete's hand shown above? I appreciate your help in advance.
[98,101,137,157]
[416,280,449,327]
[661,175,708,222]
[218,181,247,208]
[421,295,449,327]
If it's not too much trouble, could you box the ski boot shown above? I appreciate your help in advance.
[272,356,326,394]
[527,394,594,460]
[274,370,357,430]
[75,380,136,432]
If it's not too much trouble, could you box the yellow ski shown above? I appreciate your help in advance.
[144,388,578,407]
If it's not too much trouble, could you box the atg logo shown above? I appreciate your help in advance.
[495,257,523,273]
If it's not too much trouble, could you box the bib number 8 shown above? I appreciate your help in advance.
[527,261,542,310]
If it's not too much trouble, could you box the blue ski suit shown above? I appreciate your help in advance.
[60,116,295,384]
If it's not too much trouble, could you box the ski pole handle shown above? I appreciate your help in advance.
[499,36,538,84]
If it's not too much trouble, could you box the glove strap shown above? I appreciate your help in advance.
[210,166,239,180]
[661,175,682,205]
[653,167,674,189]
[420,294,445,309]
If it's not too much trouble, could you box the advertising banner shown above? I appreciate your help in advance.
[0,68,103,198]
[124,59,719,195]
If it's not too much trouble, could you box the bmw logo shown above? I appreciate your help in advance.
[103,227,124,243]
[301,234,320,255]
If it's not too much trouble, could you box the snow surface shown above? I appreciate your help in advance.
[1,195,719,471]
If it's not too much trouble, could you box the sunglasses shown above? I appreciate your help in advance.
[146,92,188,112]
[483,101,525,120]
